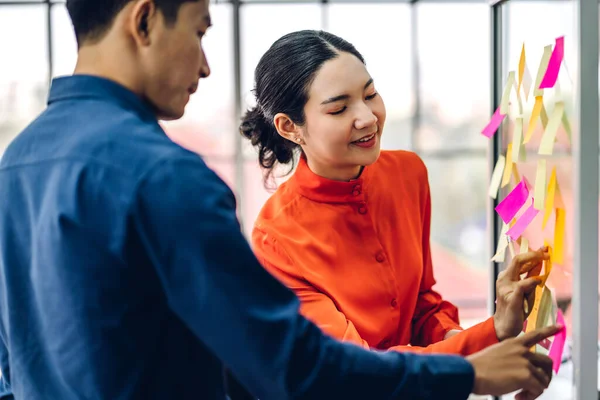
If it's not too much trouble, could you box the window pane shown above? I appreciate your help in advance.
[0,5,48,154]
[327,3,413,151]
[421,156,489,327]
[51,4,77,78]
[498,2,576,398]
[416,3,490,153]
[163,4,235,157]
[240,3,322,159]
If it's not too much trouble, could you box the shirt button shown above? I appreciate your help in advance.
[358,205,367,214]
[352,184,362,196]
[391,298,398,308]
[376,253,385,263]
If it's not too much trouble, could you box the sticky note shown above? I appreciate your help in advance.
[543,167,557,229]
[482,107,506,138]
[562,112,572,144]
[508,238,516,258]
[523,64,533,101]
[526,284,545,339]
[555,179,565,210]
[539,36,564,89]
[540,102,549,129]
[512,118,525,163]
[524,96,543,144]
[548,310,567,373]
[500,72,515,115]
[539,102,565,155]
[496,179,530,224]
[534,45,553,97]
[488,155,506,199]
[535,286,553,329]
[491,223,510,262]
[501,144,514,188]
[507,198,540,241]
[540,242,553,286]
[518,44,526,94]
[554,208,565,264]
[520,237,529,254]
[512,163,521,184]
[534,160,547,210]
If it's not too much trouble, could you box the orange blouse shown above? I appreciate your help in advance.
[252,150,498,355]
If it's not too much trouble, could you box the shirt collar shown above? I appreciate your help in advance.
[289,155,369,203]
[47,75,157,122]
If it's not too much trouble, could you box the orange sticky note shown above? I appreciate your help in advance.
[543,167,557,229]
[554,208,565,264]
[541,241,553,287]
[501,144,514,188]
[518,44,526,94]
[524,96,543,144]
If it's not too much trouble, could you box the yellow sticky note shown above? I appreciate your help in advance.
[562,112,572,144]
[520,237,529,254]
[512,163,521,185]
[540,102,549,129]
[541,241,553,287]
[554,208,565,264]
[534,159,546,211]
[500,71,515,115]
[518,44,526,94]
[501,144,513,188]
[523,64,533,101]
[512,118,524,164]
[539,102,565,155]
[526,285,545,345]
[491,223,510,262]
[543,167,557,229]
[534,45,553,97]
[524,96,543,144]
[488,155,506,199]
[555,179,565,210]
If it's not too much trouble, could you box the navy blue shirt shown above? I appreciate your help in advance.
[0,75,475,399]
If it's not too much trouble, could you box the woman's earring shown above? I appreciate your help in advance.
[295,137,303,145]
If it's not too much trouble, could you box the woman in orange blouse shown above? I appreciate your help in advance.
[240,30,548,356]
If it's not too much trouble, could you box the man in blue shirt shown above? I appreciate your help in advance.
[0,0,559,399]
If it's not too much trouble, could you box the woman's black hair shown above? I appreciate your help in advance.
[239,30,365,187]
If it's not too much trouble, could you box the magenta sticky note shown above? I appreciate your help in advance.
[481,107,506,138]
[495,180,530,224]
[548,310,567,373]
[539,36,564,89]
[506,199,539,240]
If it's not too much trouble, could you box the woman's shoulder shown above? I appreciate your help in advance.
[375,150,428,180]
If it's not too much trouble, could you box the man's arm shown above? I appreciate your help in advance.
[133,155,476,400]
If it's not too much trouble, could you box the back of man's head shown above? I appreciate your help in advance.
[66,0,197,47]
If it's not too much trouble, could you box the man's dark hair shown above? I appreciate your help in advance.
[66,0,200,46]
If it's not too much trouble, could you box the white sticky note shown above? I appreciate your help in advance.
[534,159,547,210]
[539,102,565,155]
[491,223,510,262]
[500,71,516,115]
[512,117,524,163]
[534,45,553,97]
[488,155,506,199]
[520,237,529,254]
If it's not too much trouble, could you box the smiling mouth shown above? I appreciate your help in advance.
[352,132,377,144]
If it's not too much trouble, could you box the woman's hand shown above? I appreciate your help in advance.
[493,247,550,341]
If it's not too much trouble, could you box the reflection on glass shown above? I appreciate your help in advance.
[163,4,235,157]
[240,3,322,159]
[499,1,576,398]
[416,3,490,153]
[327,4,413,151]
[421,156,489,327]
[0,6,48,153]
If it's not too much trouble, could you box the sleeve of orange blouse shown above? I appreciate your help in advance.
[252,228,372,350]
[409,164,499,355]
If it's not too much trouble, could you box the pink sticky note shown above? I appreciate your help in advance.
[481,107,506,138]
[506,199,539,240]
[548,310,567,373]
[495,179,530,224]
[539,36,564,89]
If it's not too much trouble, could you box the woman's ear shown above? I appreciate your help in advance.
[273,113,304,145]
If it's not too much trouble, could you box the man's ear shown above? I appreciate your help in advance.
[273,113,305,145]
[129,0,159,46]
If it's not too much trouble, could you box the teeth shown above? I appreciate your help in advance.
[358,134,374,142]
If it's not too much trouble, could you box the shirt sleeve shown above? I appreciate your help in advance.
[411,162,499,354]
[254,228,499,356]
[133,155,477,400]
[0,336,13,399]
